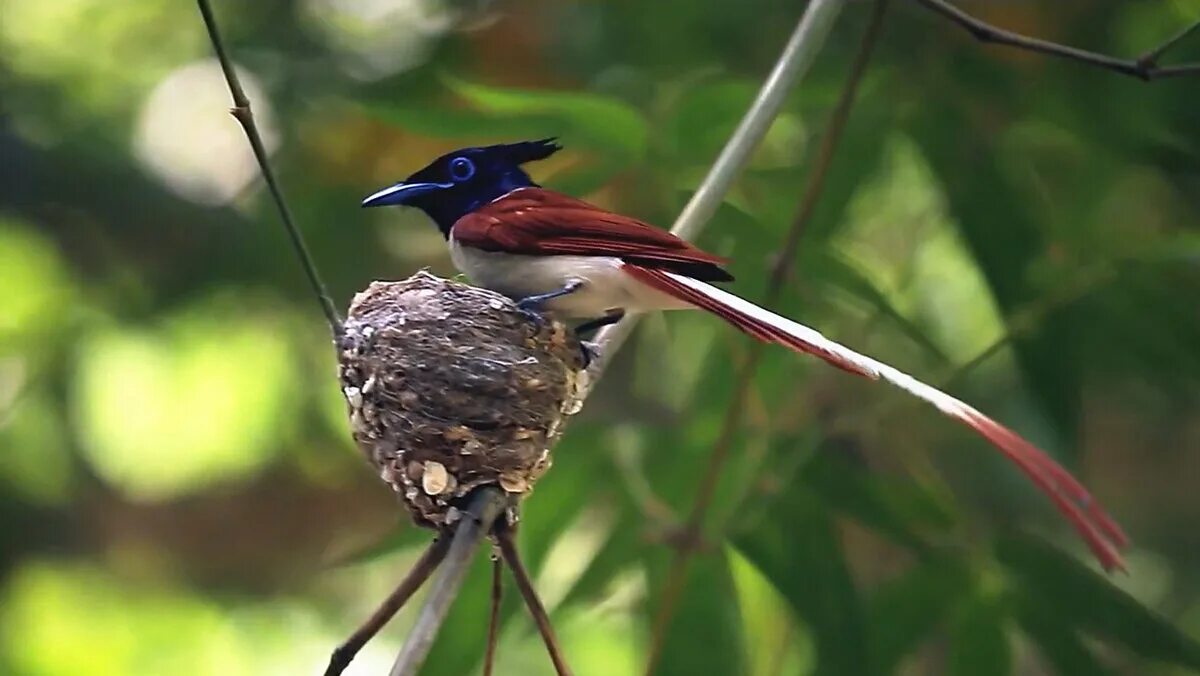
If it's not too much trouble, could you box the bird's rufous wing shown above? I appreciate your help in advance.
[451,188,732,281]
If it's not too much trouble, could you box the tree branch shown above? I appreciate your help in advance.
[643,0,890,672]
[389,487,507,676]
[583,0,847,383]
[194,0,343,336]
[324,537,452,676]
[913,0,1200,80]
[483,555,503,676]
[495,524,572,676]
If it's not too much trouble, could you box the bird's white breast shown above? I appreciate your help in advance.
[448,236,688,317]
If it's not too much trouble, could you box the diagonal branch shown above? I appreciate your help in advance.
[583,0,847,383]
[643,1,891,672]
[483,554,503,676]
[495,524,572,676]
[913,0,1200,80]
[324,537,451,676]
[389,487,507,676]
[194,0,343,336]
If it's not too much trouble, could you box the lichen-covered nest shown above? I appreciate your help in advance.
[337,271,587,529]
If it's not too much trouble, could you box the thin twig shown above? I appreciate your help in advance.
[583,0,847,384]
[913,0,1200,81]
[483,555,503,676]
[643,1,890,672]
[325,537,452,676]
[495,524,573,676]
[194,0,343,336]
[389,487,507,676]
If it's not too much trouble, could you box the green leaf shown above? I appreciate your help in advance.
[868,557,971,673]
[734,488,870,676]
[811,249,951,366]
[444,76,649,160]
[948,590,1012,676]
[997,534,1200,669]
[802,450,958,551]
[643,548,747,676]
[1015,594,1114,676]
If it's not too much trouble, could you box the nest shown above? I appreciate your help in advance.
[337,271,588,529]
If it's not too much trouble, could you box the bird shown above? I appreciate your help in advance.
[362,138,1128,572]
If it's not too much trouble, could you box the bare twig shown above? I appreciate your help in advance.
[483,555,503,676]
[389,487,507,676]
[913,0,1200,80]
[643,1,890,672]
[194,0,343,336]
[325,537,452,676]
[495,525,572,676]
[583,0,847,382]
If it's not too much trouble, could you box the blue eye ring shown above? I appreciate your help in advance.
[449,157,475,181]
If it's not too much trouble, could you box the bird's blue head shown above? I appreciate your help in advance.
[361,138,561,236]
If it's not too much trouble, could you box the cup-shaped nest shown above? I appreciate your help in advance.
[337,272,587,529]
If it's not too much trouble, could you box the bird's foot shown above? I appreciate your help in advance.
[513,281,583,331]
[515,299,550,330]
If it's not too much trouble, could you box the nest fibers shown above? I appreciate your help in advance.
[338,271,588,528]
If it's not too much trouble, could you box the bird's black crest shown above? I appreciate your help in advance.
[489,138,562,166]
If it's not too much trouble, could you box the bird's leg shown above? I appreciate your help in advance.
[573,310,625,367]
[514,280,583,326]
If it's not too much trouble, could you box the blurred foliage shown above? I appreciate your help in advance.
[0,0,1198,674]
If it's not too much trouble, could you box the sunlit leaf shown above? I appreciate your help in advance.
[72,303,299,501]
[735,488,870,676]
[644,548,747,676]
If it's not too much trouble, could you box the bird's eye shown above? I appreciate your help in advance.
[449,157,475,181]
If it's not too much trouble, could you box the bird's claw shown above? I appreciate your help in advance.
[515,301,549,330]
[578,341,600,369]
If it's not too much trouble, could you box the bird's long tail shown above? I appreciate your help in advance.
[622,264,1128,572]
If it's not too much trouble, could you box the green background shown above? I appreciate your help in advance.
[1,0,1199,674]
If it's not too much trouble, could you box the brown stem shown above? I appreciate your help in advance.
[495,524,572,676]
[483,554,504,676]
[193,0,343,335]
[324,537,451,676]
[642,1,892,673]
[914,0,1200,81]
[389,487,507,676]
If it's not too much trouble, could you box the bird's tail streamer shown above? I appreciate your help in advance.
[622,264,1128,572]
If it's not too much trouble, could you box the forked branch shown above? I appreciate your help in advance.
[389,487,507,676]
[914,0,1200,80]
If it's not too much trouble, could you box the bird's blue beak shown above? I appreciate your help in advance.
[360,181,453,208]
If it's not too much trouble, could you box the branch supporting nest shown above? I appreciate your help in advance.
[496,522,572,675]
[389,487,509,676]
[324,537,451,676]
[914,0,1200,80]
